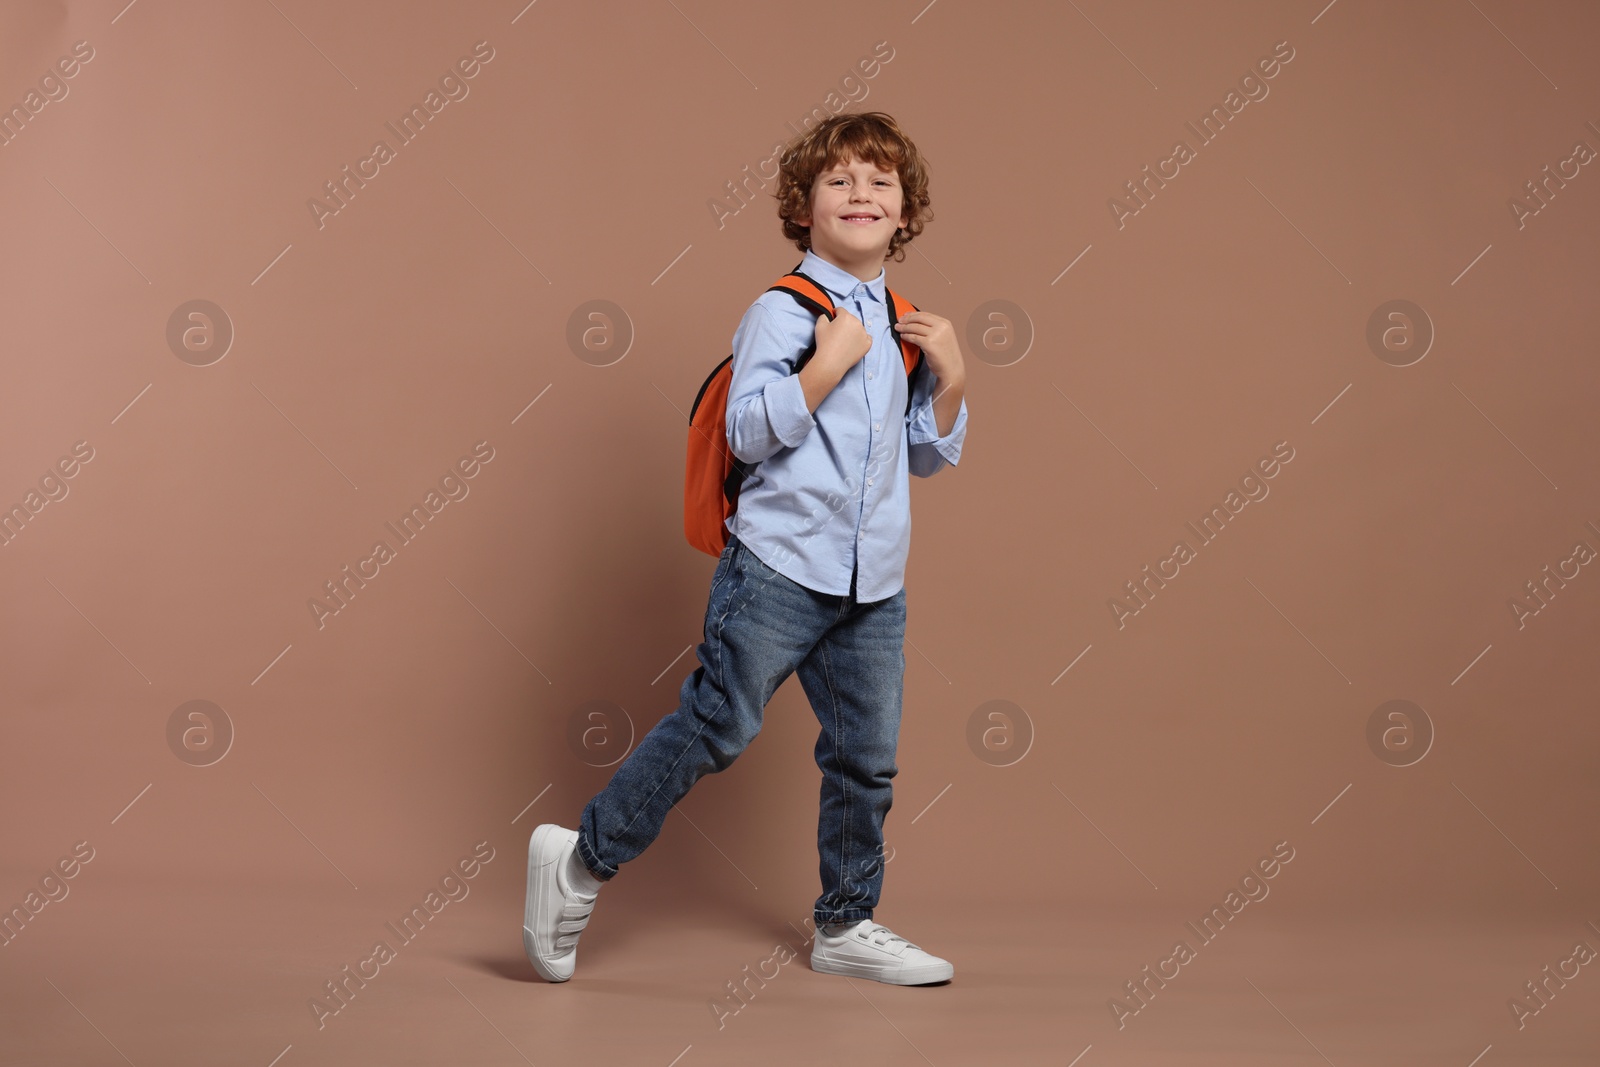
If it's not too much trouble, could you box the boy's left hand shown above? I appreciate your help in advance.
[892,311,965,383]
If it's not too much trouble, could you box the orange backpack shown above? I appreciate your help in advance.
[685,263,924,557]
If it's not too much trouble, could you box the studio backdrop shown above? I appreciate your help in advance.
[2,1,1598,1065]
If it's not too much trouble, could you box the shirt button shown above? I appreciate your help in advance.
[873,423,881,430]
[867,478,873,485]
[867,372,874,379]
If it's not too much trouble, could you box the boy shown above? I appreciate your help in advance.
[525,111,968,985]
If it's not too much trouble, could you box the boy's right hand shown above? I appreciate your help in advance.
[813,310,871,371]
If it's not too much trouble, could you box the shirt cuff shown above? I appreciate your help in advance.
[908,396,967,465]
[764,373,816,449]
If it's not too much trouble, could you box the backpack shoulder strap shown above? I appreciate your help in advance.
[886,287,926,418]
[884,287,923,376]
[766,266,836,321]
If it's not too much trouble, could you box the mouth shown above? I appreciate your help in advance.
[840,214,881,225]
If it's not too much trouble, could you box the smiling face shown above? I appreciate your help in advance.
[796,154,909,279]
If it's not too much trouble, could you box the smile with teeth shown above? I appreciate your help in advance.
[842,215,880,223]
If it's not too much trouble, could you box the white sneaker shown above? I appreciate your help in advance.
[811,920,953,985]
[522,824,598,982]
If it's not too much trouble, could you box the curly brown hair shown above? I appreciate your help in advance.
[774,111,932,262]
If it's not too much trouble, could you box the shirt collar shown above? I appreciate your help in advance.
[800,249,885,305]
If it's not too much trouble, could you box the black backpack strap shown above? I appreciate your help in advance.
[767,267,836,376]
[884,288,924,417]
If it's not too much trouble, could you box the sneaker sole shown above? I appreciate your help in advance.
[810,951,953,985]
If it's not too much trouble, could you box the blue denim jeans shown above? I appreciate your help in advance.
[576,532,906,926]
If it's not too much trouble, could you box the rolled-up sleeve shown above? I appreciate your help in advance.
[726,301,816,464]
[906,358,967,478]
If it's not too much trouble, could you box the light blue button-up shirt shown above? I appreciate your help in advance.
[724,249,968,602]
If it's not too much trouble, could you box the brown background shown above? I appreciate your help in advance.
[3,0,1598,1064]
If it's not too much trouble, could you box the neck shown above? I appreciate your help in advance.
[811,244,886,284]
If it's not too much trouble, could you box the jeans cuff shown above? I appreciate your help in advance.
[815,909,872,926]
[574,834,616,882]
